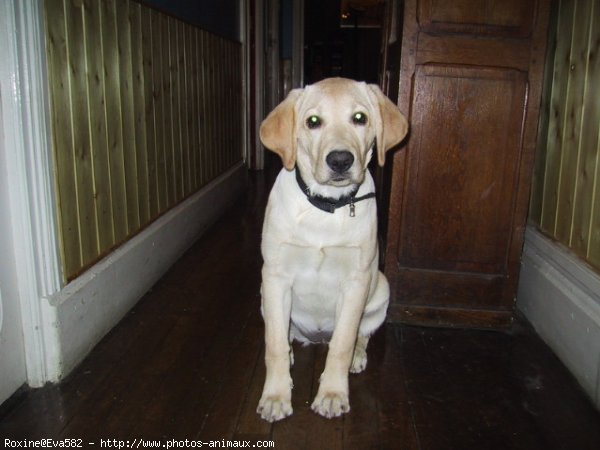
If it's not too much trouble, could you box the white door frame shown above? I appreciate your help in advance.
[0,0,62,387]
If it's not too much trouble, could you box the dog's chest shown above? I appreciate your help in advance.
[281,243,360,342]
[281,241,359,277]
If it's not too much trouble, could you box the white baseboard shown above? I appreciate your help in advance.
[42,163,247,382]
[517,226,600,409]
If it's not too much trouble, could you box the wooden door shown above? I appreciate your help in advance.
[384,0,551,328]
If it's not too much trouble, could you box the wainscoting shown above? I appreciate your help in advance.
[44,0,243,281]
[520,0,600,411]
[529,0,600,270]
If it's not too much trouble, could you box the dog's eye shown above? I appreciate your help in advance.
[352,112,368,125]
[306,115,322,129]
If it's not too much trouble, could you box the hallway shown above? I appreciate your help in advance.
[0,172,599,449]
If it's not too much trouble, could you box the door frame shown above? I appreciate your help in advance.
[0,0,62,388]
[246,0,304,170]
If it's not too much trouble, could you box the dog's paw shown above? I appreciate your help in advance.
[311,391,350,418]
[350,347,367,373]
[257,395,293,422]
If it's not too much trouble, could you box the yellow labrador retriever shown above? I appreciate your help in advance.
[257,78,408,421]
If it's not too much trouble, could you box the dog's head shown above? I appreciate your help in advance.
[259,77,408,197]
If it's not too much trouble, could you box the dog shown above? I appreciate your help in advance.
[257,77,408,422]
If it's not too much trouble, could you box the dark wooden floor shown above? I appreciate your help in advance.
[1,171,599,449]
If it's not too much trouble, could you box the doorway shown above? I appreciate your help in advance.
[304,0,383,85]
[248,0,387,171]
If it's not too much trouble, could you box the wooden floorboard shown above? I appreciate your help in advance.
[1,171,600,449]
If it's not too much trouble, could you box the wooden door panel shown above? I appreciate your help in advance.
[395,269,504,308]
[418,0,535,37]
[416,33,531,69]
[399,65,527,274]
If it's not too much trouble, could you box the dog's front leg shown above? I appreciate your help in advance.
[257,268,293,422]
[311,275,369,418]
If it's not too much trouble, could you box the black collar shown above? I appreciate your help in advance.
[295,168,376,217]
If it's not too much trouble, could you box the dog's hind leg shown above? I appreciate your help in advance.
[350,335,369,374]
[351,271,390,374]
[288,330,295,367]
[350,335,369,373]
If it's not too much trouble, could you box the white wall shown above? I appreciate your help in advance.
[517,226,600,409]
[0,88,28,405]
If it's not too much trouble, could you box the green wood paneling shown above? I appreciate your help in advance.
[531,0,600,271]
[46,0,81,278]
[45,0,244,281]
[65,0,99,265]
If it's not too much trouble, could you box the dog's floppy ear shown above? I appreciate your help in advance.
[367,84,409,166]
[259,88,303,170]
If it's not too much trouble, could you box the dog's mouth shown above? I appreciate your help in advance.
[326,172,356,186]
[324,172,365,191]
[331,174,350,183]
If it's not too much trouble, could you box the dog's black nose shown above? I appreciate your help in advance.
[326,150,354,173]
